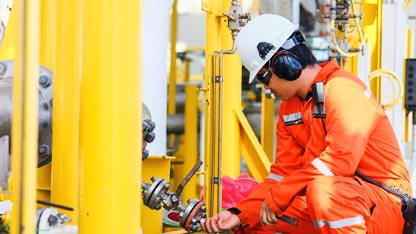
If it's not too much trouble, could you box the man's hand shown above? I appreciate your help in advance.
[201,210,240,233]
[260,201,277,227]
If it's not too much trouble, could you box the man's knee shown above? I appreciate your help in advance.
[305,176,339,212]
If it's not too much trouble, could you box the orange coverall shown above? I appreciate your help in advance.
[233,60,412,234]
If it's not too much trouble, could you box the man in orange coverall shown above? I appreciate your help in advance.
[201,14,412,234]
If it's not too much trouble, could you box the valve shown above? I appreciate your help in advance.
[317,0,366,58]
[36,207,77,233]
[222,1,251,40]
[142,103,156,160]
[141,160,206,232]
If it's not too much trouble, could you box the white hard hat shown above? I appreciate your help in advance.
[235,14,298,83]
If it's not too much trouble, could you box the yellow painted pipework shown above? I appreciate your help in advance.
[405,29,414,142]
[182,84,199,201]
[219,15,242,178]
[50,0,82,223]
[405,0,414,10]
[261,94,275,161]
[10,0,40,233]
[40,0,55,69]
[362,0,383,98]
[168,0,178,151]
[168,0,178,115]
[79,1,141,233]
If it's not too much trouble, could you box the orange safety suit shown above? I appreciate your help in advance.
[232,59,412,234]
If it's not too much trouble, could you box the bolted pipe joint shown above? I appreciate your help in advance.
[0,60,53,167]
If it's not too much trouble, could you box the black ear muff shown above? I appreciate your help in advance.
[271,51,303,81]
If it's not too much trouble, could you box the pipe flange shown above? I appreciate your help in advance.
[179,199,207,232]
[0,60,53,167]
[142,177,169,210]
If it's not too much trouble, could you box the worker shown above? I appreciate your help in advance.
[201,14,412,234]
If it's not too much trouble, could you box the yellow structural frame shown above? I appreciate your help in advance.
[261,94,276,161]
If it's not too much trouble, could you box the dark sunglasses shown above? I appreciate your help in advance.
[255,69,272,85]
[256,60,272,85]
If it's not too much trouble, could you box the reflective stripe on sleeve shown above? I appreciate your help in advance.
[313,214,364,229]
[311,158,334,176]
[364,88,372,98]
[283,112,303,126]
[267,173,284,182]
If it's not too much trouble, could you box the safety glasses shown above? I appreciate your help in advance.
[256,60,272,85]
[255,69,272,85]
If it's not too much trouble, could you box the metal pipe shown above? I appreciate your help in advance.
[0,135,9,192]
[209,50,218,217]
[0,74,12,137]
[215,46,236,213]
[208,0,244,215]
[0,60,53,167]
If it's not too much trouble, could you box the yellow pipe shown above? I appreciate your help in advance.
[405,28,414,142]
[220,7,241,178]
[184,58,191,82]
[261,94,275,161]
[39,0,55,68]
[50,0,82,223]
[11,0,39,233]
[168,0,178,115]
[79,0,141,233]
[405,0,413,10]
[330,19,358,58]
[182,84,199,201]
[167,0,178,150]
[368,69,404,110]
[362,0,383,98]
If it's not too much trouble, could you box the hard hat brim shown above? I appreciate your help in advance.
[249,68,260,84]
